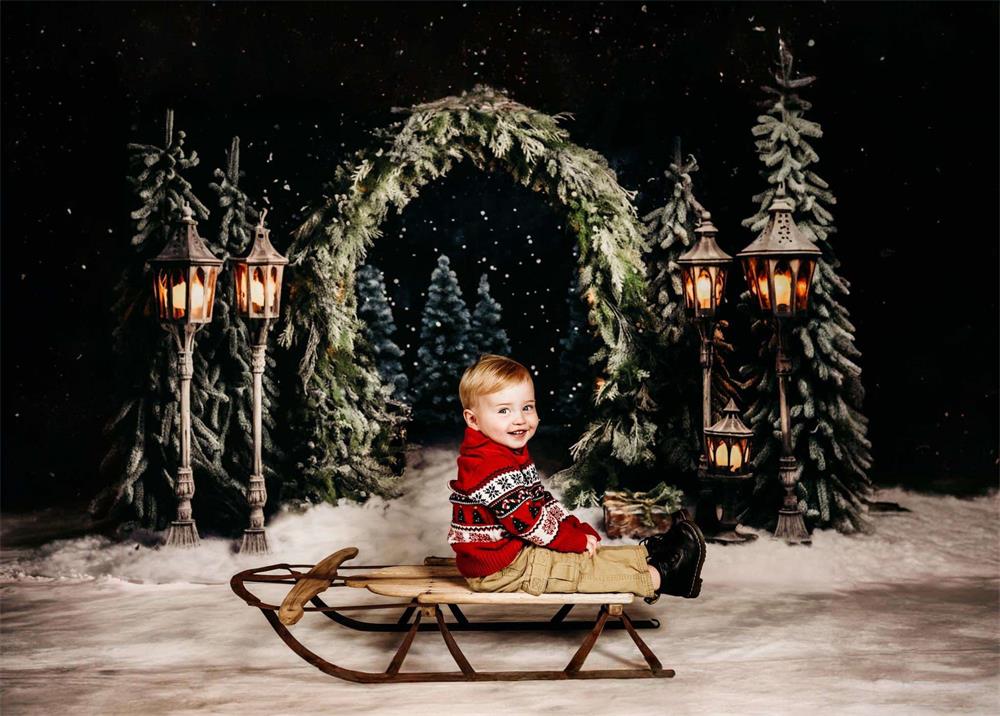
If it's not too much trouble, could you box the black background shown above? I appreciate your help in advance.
[3,2,997,511]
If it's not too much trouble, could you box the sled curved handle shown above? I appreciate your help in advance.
[279,547,359,626]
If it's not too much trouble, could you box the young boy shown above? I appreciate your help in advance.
[448,354,705,602]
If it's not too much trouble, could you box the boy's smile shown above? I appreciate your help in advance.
[463,379,539,450]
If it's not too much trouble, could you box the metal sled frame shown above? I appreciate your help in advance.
[231,547,673,683]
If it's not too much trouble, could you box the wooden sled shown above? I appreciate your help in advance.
[231,547,673,683]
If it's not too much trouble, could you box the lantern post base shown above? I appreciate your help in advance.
[164,520,200,547]
[774,509,811,545]
[239,528,270,555]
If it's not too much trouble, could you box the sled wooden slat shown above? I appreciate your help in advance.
[346,575,634,605]
[343,565,462,580]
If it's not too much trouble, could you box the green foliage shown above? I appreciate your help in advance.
[739,41,873,534]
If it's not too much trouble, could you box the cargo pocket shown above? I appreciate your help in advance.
[522,547,554,596]
[544,555,583,594]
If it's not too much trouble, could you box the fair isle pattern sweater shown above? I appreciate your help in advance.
[448,427,600,577]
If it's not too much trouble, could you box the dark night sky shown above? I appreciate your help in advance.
[2,2,997,510]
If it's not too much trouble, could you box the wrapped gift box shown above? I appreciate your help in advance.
[602,483,687,539]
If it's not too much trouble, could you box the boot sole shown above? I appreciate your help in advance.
[677,521,706,599]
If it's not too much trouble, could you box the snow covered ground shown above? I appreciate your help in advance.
[2,442,998,715]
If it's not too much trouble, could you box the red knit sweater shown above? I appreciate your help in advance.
[447,427,600,577]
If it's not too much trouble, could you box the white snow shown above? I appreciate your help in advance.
[2,441,998,715]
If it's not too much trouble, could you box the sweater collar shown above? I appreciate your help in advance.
[460,426,529,459]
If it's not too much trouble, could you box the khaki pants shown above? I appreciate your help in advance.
[466,544,655,598]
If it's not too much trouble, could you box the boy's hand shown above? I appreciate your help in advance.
[584,534,599,558]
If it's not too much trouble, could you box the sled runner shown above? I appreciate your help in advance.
[231,547,673,683]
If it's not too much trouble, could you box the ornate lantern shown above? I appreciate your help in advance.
[736,188,821,319]
[233,210,288,554]
[704,400,753,475]
[151,205,223,324]
[233,210,288,320]
[736,186,820,544]
[149,205,224,547]
[699,400,758,544]
[677,212,731,320]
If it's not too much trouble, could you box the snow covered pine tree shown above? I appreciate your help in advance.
[356,263,410,403]
[468,273,511,358]
[740,40,873,533]
[642,144,741,473]
[201,136,286,527]
[94,110,217,532]
[412,254,475,425]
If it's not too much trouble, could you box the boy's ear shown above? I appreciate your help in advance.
[463,409,480,430]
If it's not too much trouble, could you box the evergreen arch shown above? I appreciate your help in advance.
[278,85,666,505]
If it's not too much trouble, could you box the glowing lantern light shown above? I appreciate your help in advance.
[150,205,223,326]
[736,187,821,319]
[676,212,731,320]
[704,400,753,475]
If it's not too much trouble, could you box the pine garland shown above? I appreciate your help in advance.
[279,85,660,505]
[740,41,874,533]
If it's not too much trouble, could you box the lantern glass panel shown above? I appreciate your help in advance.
[190,268,207,321]
[696,268,713,311]
[155,270,170,320]
[714,266,726,306]
[796,259,815,312]
[268,266,281,315]
[170,269,187,319]
[273,266,284,313]
[729,440,743,471]
[713,440,728,469]
[772,259,793,315]
[746,257,770,311]
[251,267,266,316]
[235,263,248,314]
[683,268,695,311]
[205,267,219,320]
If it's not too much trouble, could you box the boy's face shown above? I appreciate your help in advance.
[463,379,539,450]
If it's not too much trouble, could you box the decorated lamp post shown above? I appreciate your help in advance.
[737,186,821,544]
[151,205,224,547]
[677,211,731,437]
[233,210,288,554]
[676,211,734,537]
[702,400,758,543]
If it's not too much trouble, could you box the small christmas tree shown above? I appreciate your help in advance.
[468,273,511,358]
[740,39,873,533]
[356,263,410,403]
[642,143,741,476]
[198,136,286,524]
[94,110,217,531]
[412,254,475,424]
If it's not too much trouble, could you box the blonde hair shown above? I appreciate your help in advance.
[459,354,533,410]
